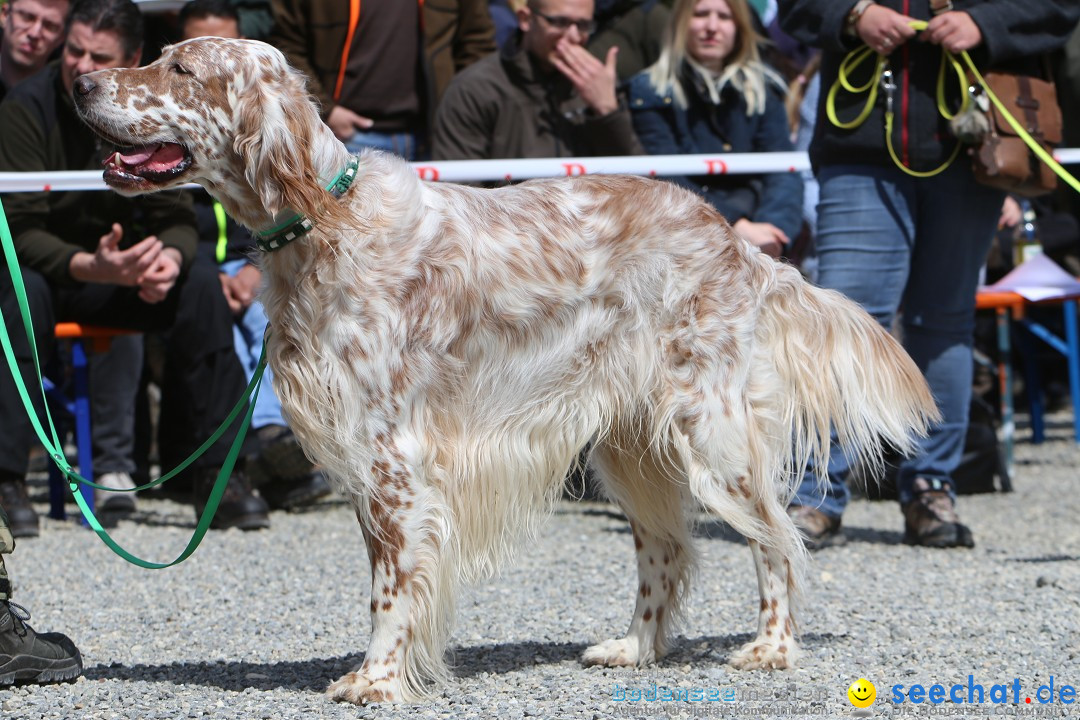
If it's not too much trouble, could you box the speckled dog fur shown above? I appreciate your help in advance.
[74,37,938,705]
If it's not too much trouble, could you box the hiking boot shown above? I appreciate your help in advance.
[249,425,332,510]
[0,601,82,686]
[787,504,846,550]
[193,467,270,531]
[0,477,39,538]
[259,470,333,511]
[901,477,975,548]
[94,472,137,515]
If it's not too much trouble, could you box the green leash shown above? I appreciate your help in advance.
[0,195,266,568]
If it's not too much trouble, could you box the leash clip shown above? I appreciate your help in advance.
[881,68,896,114]
[968,83,990,113]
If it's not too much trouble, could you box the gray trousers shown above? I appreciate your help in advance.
[89,334,142,475]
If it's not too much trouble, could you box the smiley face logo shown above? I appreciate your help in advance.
[847,678,876,708]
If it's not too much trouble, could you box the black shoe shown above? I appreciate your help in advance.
[251,425,314,481]
[0,477,39,538]
[193,467,270,531]
[0,601,82,686]
[259,470,333,511]
[249,426,332,510]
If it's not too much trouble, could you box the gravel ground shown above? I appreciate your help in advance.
[2,414,1079,720]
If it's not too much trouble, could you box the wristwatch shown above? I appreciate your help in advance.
[844,0,875,36]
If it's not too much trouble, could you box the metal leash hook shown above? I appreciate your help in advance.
[881,67,896,116]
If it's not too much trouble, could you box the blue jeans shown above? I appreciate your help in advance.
[221,259,285,431]
[344,129,427,161]
[792,163,1004,516]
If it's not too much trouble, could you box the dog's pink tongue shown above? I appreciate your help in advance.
[145,143,184,170]
[118,145,158,165]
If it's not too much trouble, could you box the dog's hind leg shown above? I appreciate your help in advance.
[672,408,805,670]
[730,538,799,669]
[582,431,694,667]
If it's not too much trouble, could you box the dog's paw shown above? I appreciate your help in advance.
[582,637,655,667]
[327,672,402,704]
[728,640,797,670]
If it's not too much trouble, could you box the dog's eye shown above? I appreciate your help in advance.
[172,63,191,75]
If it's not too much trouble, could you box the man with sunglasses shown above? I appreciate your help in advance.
[432,0,643,160]
[0,0,68,99]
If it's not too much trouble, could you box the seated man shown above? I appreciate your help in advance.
[178,0,332,511]
[0,0,270,533]
[432,0,643,159]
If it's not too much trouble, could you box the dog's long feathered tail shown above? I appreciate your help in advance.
[758,268,940,496]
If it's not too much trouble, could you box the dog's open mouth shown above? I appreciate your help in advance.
[103,142,192,188]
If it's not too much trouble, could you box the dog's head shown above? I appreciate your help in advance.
[74,37,347,228]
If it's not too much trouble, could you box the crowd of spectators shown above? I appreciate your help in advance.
[0,0,1079,689]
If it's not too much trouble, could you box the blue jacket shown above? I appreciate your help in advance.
[627,63,803,240]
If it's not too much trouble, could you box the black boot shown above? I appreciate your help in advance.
[0,477,39,538]
[0,601,82,686]
[193,466,270,531]
[248,426,332,511]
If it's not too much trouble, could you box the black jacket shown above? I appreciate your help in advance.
[778,0,1080,170]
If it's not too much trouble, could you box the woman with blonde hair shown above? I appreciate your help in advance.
[627,0,801,257]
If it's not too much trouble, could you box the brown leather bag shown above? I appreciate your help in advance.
[970,72,1062,197]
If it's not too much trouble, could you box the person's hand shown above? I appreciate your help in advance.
[856,4,918,55]
[135,247,182,304]
[733,219,787,258]
[231,263,261,308]
[219,272,244,315]
[70,223,162,284]
[220,263,261,315]
[999,195,1022,229]
[922,11,982,54]
[551,41,619,117]
[327,105,374,141]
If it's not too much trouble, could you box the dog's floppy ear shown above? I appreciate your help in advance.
[232,59,330,221]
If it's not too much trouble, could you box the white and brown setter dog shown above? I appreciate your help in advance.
[73,38,936,705]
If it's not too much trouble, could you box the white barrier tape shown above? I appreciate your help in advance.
[3,149,1080,192]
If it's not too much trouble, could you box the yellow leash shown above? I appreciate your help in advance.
[882,64,963,178]
[827,18,1080,191]
[825,45,884,130]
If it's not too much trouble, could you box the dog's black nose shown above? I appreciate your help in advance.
[74,75,97,97]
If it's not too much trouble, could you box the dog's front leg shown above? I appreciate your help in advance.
[328,443,450,704]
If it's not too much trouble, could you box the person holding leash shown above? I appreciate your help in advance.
[777,0,1080,548]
